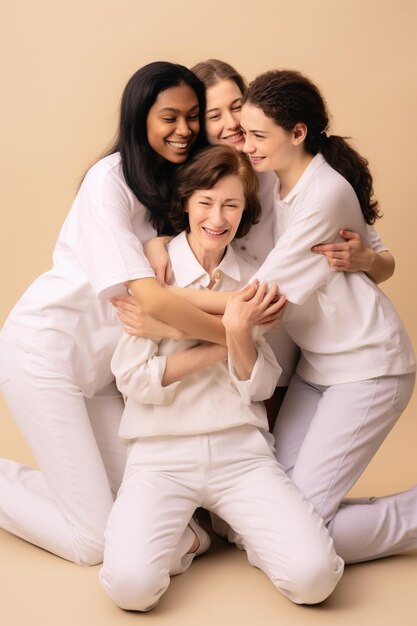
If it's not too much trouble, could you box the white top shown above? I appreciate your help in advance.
[233,171,299,385]
[112,231,281,439]
[234,171,277,266]
[253,153,415,385]
[234,170,391,386]
[1,153,156,397]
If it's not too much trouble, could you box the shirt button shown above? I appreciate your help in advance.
[212,270,221,280]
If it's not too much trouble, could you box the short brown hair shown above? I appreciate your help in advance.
[169,145,260,238]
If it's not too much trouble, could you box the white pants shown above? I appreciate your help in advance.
[273,373,417,563]
[0,337,127,565]
[100,425,343,611]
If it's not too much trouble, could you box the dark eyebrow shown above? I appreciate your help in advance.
[159,104,199,114]
[206,97,242,115]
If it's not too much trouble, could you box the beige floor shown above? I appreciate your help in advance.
[1,394,417,626]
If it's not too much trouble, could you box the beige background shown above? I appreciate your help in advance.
[1,1,417,624]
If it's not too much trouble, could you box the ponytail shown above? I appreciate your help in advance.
[319,134,380,224]
[244,70,380,224]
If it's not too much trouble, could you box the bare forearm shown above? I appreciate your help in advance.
[162,343,227,386]
[170,286,230,314]
[226,329,257,381]
[129,277,226,344]
[366,250,395,284]
[222,282,284,380]
[312,230,396,284]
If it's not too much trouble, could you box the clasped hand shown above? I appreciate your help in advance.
[222,280,287,333]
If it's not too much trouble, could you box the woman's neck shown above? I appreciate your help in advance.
[275,151,314,199]
[185,232,226,287]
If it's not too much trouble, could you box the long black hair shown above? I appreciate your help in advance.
[244,70,380,224]
[108,61,207,234]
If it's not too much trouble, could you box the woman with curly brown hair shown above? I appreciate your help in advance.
[236,69,416,564]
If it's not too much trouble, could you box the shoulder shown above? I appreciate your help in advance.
[315,160,357,202]
[299,159,360,219]
[82,152,125,189]
[77,152,138,208]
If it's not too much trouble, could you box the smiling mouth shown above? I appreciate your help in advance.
[222,131,244,144]
[203,227,228,237]
[166,140,191,151]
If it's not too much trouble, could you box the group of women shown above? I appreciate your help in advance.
[0,58,416,611]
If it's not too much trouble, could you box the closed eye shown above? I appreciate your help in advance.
[207,113,221,121]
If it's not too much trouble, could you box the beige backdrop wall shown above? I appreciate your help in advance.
[1,0,416,502]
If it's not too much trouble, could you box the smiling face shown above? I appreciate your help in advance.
[205,79,245,151]
[146,82,200,163]
[186,174,245,270]
[240,102,297,174]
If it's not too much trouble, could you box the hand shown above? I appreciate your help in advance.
[111,295,182,340]
[222,281,287,333]
[312,229,375,273]
[143,236,173,286]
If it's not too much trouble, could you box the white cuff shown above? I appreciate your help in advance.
[146,355,182,404]
[228,349,265,405]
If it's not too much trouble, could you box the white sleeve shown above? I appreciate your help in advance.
[366,224,389,253]
[68,162,155,299]
[111,333,181,405]
[252,180,367,305]
[228,329,282,403]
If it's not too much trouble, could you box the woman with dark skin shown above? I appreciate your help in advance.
[0,61,255,565]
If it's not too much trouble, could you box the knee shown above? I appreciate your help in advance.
[99,563,168,612]
[78,548,103,567]
[73,534,105,566]
[276,553,344,605]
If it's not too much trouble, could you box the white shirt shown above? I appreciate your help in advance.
[253,153,415,385]
[112,232,282,439]
[231,171,298,385]
[234,171,276,265]
[235,170,391,386]
[1,153,156,397]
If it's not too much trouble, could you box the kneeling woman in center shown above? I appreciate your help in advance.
[99,145,343,611]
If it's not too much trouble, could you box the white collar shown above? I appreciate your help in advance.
[168,231,242,288]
